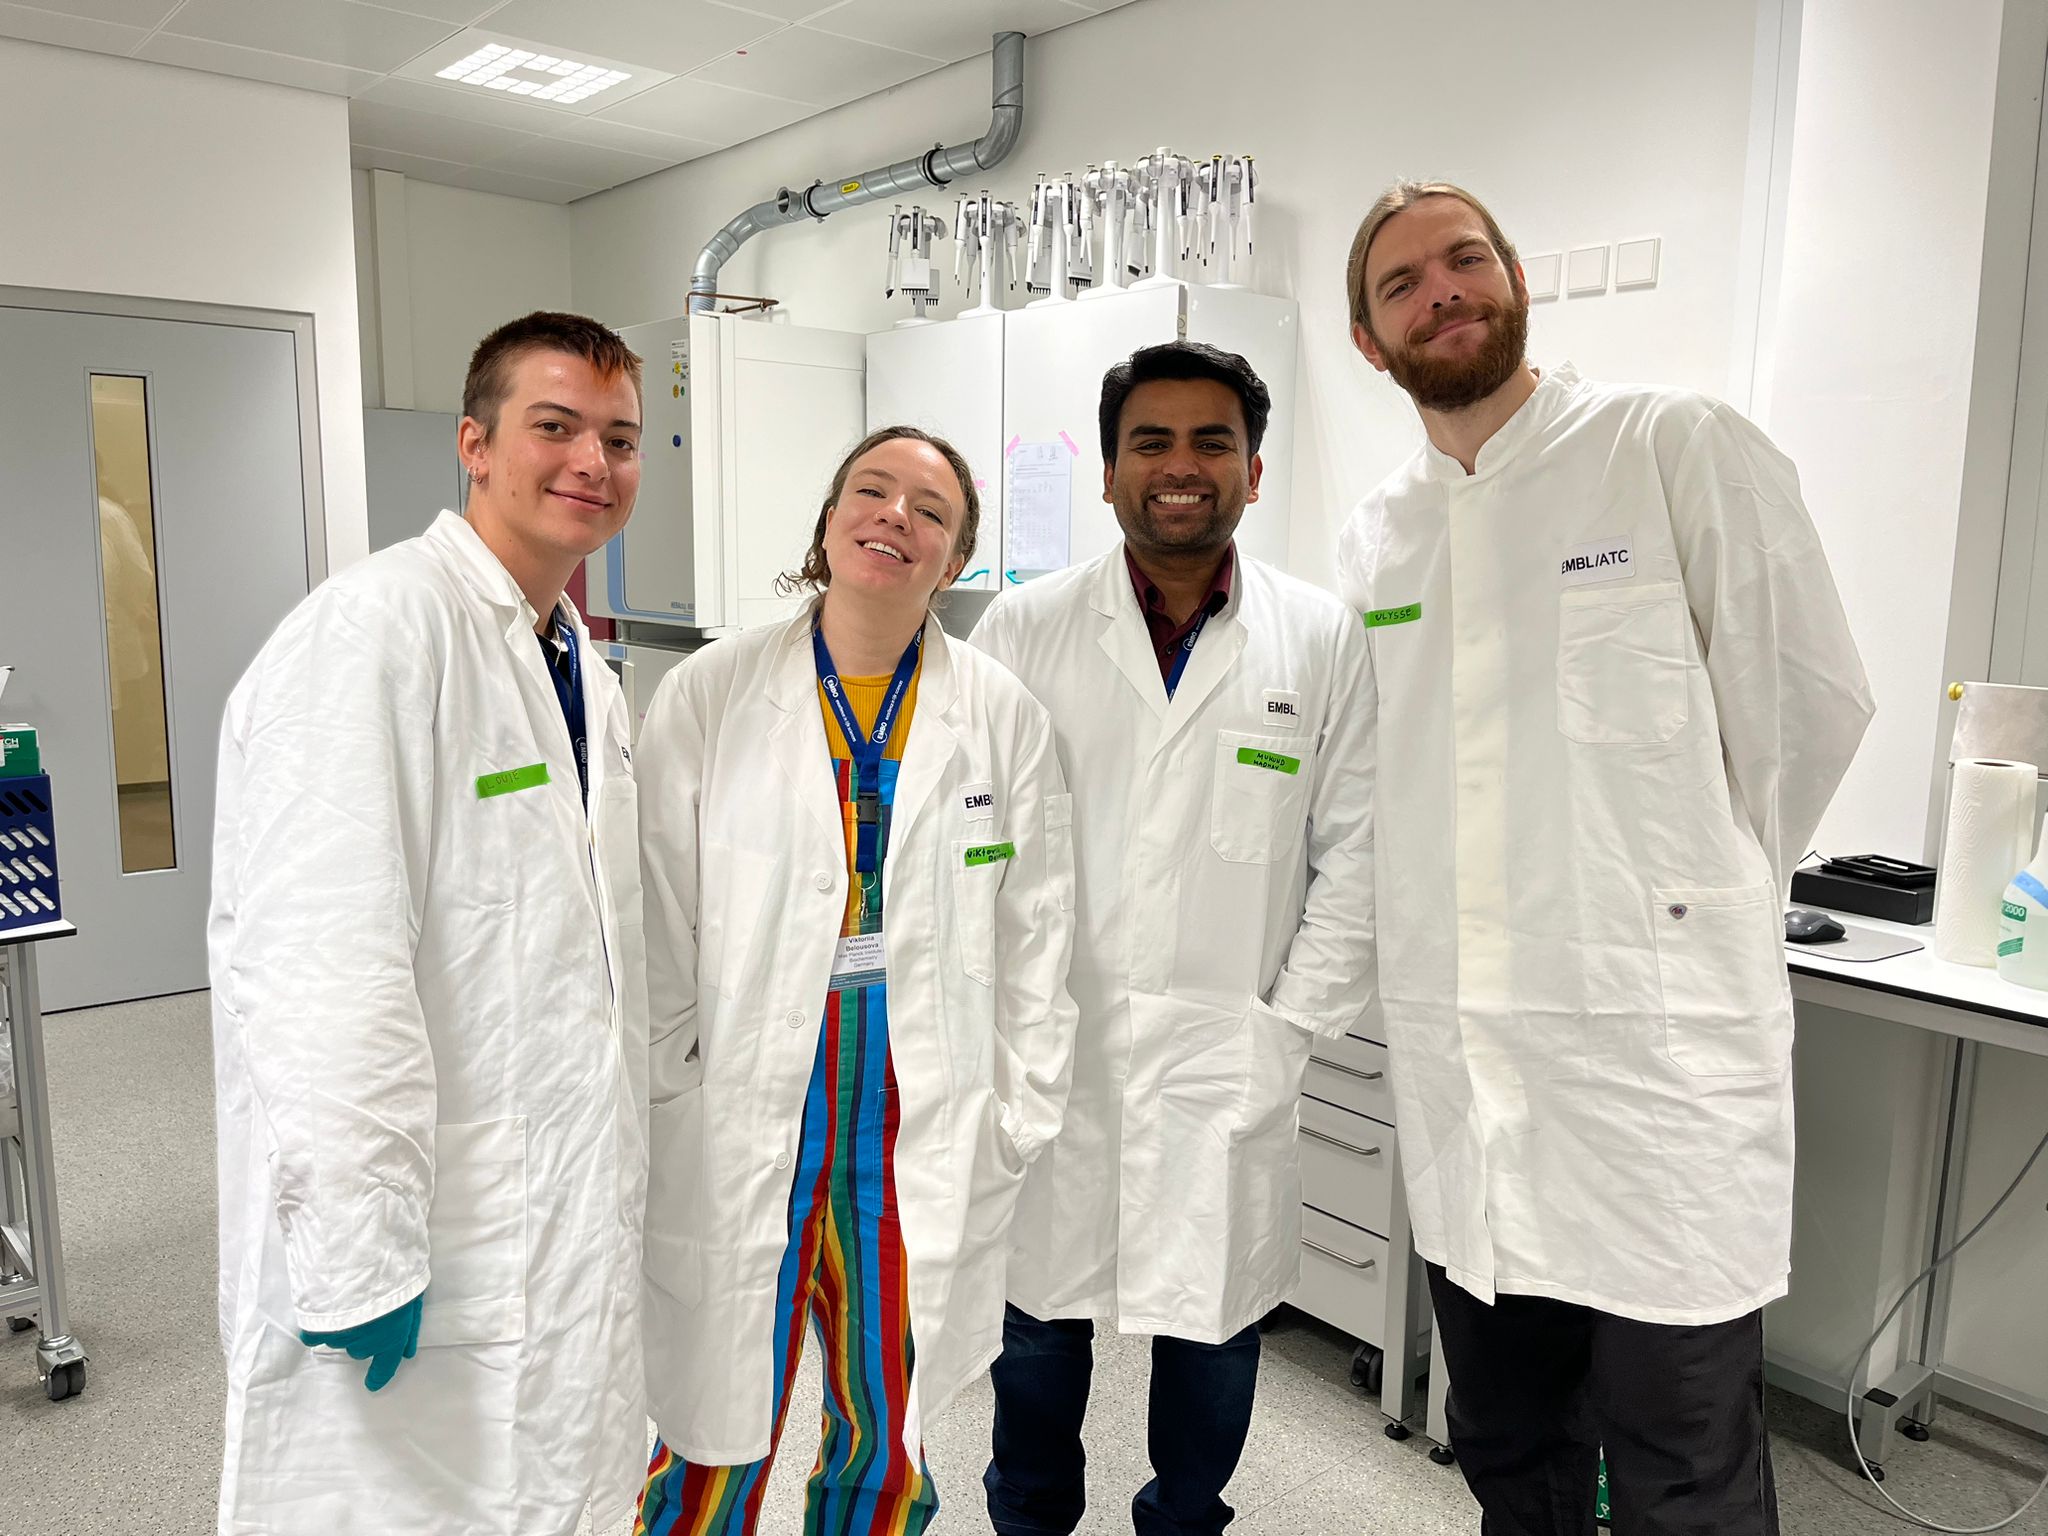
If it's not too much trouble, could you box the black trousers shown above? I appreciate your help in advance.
[1428,1266,1779,1536]
[984,1305,1263,1536]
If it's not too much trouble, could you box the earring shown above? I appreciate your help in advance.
[468,467,483,484]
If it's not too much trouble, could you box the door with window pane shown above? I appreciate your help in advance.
[0,305,309,1010]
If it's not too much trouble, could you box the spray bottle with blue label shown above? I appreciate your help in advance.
[1996,811,2048,991]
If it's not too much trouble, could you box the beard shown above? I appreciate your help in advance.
[1379,295,1530,412]
[1115,482,1243,559]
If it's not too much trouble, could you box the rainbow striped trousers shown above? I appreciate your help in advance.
[636,978,937,1536]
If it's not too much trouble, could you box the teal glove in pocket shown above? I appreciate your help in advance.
[301,1292,424,1392]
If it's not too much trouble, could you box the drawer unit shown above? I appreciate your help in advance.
[1300,1096,1392,1237]
[1296,1204,1390,1346]
[1304,1033,1393,1124]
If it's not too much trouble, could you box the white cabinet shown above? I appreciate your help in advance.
[1294,1017,1433,1429]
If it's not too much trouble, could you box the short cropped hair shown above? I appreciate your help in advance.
[1346,181,1520,337]
[778,426,982,596]
[462,311,643,435]
[1098,341,1271,464]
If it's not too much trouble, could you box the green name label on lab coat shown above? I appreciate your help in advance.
[1999,936,2024,957]
[1237,748,1300,775]
[962,841,1016,867]
[2004,901,2027,923]
[476,763,550,799]
[1364,603,1421,629]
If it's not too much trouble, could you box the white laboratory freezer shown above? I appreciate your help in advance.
[593,284,1298,636]
[585,313,867,633]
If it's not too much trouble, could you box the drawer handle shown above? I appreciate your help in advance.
[1303,1238,1377,1272]
[1315,1058,1386,1083]
[1300,1125,1382,1158]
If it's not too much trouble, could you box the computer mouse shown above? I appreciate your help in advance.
[1785,908,1846,945]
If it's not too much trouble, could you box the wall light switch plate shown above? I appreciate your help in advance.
[1522,252,1562,301]
[1615,237,1661,289]
[1566,245,1609,296]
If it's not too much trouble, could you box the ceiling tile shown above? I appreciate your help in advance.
[135,32,383,93]
[689,22,941,109]
[707,0,851,20]
[359,73,574,132]
[481,0,779,75]
[592,74,808,145]
[14,0,174,24]
[351,0,498,21]
[479,135,672,188]
[164,0,458,74]
[542,112,720,163]
[350,96,542,161]
[0,2,148,52]
[806,0,1086,64]
[438,164,596,202]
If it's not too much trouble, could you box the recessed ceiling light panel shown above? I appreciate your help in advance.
[401,30,671,114]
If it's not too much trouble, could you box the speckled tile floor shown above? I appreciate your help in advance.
[6,990,2046,1534]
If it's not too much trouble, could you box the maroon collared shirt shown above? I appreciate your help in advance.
[1125,544,1236,683]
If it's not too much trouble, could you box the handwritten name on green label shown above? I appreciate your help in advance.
[1999,937,2024,957]
[477,763,549,799]
[963,841,1016,867]
[2005,901,2028,923]
[1237,748,1300,775]
[1364,603,1422,629]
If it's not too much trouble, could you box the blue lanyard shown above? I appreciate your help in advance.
[1164,609,1210,700]
[541,608,587,805]
[813,621,921,875]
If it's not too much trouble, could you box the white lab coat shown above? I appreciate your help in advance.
[209,511,648,1535]
[636,608,1078,1465]
[972,550,1378,1343]
[1340,364,1874,1326]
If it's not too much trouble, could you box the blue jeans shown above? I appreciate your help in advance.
[984,1304,1262,1536]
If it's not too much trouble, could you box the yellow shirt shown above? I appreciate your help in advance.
[818,671,921,762]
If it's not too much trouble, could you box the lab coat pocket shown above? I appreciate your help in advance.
[952,839,1004,986]
[643,1085,706,1307]
[1652,883,1792,1077]
[1211,731,1312,864]
[419,1117,528,1347]
[1045,793,1076,913]
[1556,580,1690,744]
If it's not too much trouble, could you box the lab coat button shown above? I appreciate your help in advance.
[774,1152,791,1171]
[814,871,833,892]
[1668,904,1688,920]
[785,1009,804,1028]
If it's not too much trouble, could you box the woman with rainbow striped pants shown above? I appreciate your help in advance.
[633,427,1080,1534]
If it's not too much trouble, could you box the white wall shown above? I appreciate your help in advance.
[0,39,367,573]
[568,0,1762,582]
[354,171,575,414]
[1765,0,2006,859]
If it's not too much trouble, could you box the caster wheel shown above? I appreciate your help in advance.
[1900,1420,1932,1443]
[1383,1421,1411,1441]
[1862,1462,1886,1484]
[6,1316,33,1334]
[1256,1307,1286,1334]
[1350,1343,1385,1394]
[43,1360,83,1402]
[1429,1446,1458,1467]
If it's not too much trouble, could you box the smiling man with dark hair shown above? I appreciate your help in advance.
[971,341,1378,1536]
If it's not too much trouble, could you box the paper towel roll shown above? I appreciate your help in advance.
[1935,758,2040,965]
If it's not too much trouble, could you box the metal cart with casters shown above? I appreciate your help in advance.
[0,919,88,1401]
